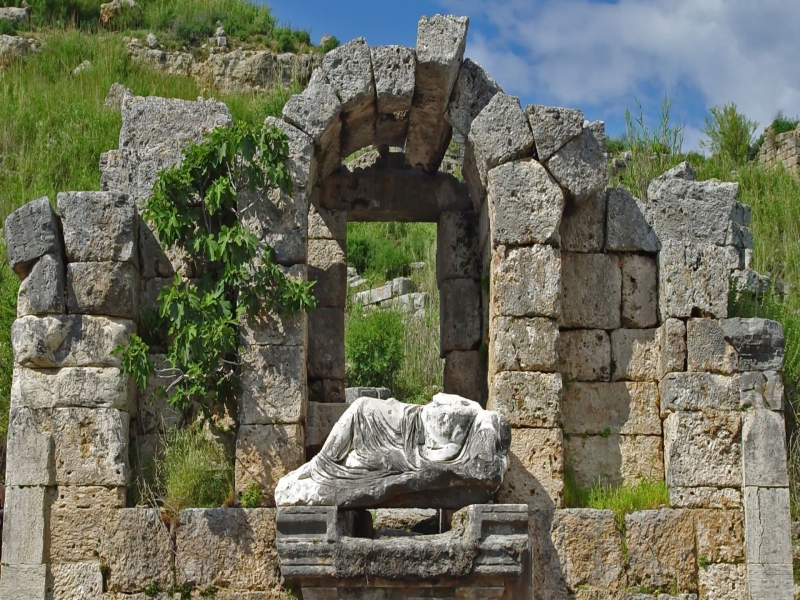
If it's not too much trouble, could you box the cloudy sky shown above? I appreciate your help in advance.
[262,0,800,150]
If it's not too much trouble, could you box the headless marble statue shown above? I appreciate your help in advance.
[275,393,511,509]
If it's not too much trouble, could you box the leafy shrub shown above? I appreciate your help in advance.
[320,35,340,54]
[345,308,404,389]
[700,102,758,164]
[239,481,263,508]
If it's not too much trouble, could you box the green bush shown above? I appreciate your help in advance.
[700,102,758,164]
[345,308,404,390]
[320,35,340,54]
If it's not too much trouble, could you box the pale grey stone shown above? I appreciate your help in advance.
[308,238,347,309]
[104,82,132,109]
[746,563,793,600]
[138,354,183,434]
[52,407,129,485]
[664,411,741,487]
[468,94,535,192]
[5,407,53,486]
[739,369,784,410]
[239,264,306,347]
[66,261,139,319]
[12,314,133,368]
[525,104,584,161]
[669,487,742,509]
[436,210,480,284]
[620,254,658,328]
[557,329,611,382]
[744,486,792,565]
[405,15,469,173]
[306,401,347,448]
[495,426,563,508]
[658,241,739,319]
[239,344,307,425]
[560,253,620,329]
[0,564,47,600]
[57,191,137,264]
[489,371,561,428]
[1,486,47,565]
[687,318,737,374]
[0,5,31,24]
[440,278,481,354]
[742,409,789,487]
[491,244,561,318]
[371,45,415,114]
[491,316,559,373]
[308,203,346,240]
[563,381,660,435]
[488,159,563,246]
[659,317,687,378]
[545,125,608,200]
[446,58,501,138]
[605,187,660,252]
[559,191,606,253]
[687,318,784,373]
[308,307,345,379]
[17,253,65,316]
[264,116,316,190]
[11,366,133,411]
[660,372,739,414]
[565,434,663,487]
[372,508,438,533]
[236,425,304,505]
[120,94,232,150]
[238,185,307,266]
[50,562,104,600]
[443,350,486,405]
[4,196,63,277]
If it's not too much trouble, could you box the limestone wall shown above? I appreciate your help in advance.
[0,12,793,600]
[758,124,800,176]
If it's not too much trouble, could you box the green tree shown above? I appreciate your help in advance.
[700,102,758,164]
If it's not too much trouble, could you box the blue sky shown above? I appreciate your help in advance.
[261,0,800,151]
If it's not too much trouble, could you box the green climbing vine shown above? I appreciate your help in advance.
[115,121,315,412]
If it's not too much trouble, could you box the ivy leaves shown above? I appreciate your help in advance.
[118,121,315,412]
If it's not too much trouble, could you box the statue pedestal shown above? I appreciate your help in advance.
[276,504,530,599]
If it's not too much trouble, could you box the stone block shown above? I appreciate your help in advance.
[308,238,347,309]
[663,411,741,487]
[698,563,747,600]
[176,508,281,590]
[99,508,173,592]
[239,265,307,347]
[405,15,469,173]
[658,241,739,319]
[491,244,561,319]
[66,261,139,319]
[549,509,626,591]
[119,95,232,150]
[306,401,347,448]
[544,124,608,200]
[669,487,742,510]
[739,370,784,410]
[239,344,306,425]
[560,253,620,329]
[138,354,183,433]
[611,328,661,382]
[559,191,606,253]
[489,371,562,428]
[437,211,480,284]
[309,378,346,404]
[264,116,316,191]
[495,427,563,509]
[744,486,792,565]
[557,329,611,382]
[687,318,784,373]
[50,486,126,562]
[1,486,47,565]
[308,203,346,240]
[605,188,660,252]
[563,381,660,435]
[238,185,307,266]
[693,509,744,564]
[565,434,663,488]
[371,45,415,114]
[658,317,686,377]
[742,409,788,487]
[0,564,47,600]
[525,104,584,161]
[620,254,658,328]
[444,350,487,405]
[57,191,137,264]
[5,406,53,486]
[4,196,63,277]
[660,372,739,414]
[468,94,535,193]
[344,386,392,404]
[440,278,481,354]
[50,562,104,600]
[488,159,564,246]
[746,564,794,600]
[446,58,501,138]
[11,366,133,411]
[235,424,304,505]
[308,307,345,379]
[17,253,65,316]
[12,315,133,368]
[491,316,558,373]
[625,509,697,592]
[52,407,129,486]
[324,37,374,114]
[374,110,409,147]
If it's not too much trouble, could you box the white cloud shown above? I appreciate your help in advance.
[437,0,800,145]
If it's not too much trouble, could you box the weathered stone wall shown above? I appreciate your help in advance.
[758,124,800,176]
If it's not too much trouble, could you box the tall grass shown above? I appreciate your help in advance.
[347,222,436,284]
[564,475,670,530]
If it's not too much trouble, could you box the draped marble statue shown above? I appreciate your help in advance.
[275,393,512,509]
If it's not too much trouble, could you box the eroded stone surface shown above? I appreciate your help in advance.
[371,45,415,114]
[1,485,47,565]
[565,434,663,488]
[308,238,347,309]
[239,344,306,425]
[437,211,480,284]
[51,562,104,600]
[491,316,558,373]
[605,188,660,252]
[687,318,784,373]
[17,253,65,316]
[492,244,561,319]
[11,366,133,411]
[495,427,563,509]
[611,328,660,382]
[443,351,487,406]
[489,371,562,428]
[525,105,584,161]
[693,509,744,564]
[308,307,345,379]
[620,254,658,328]
[236,424,304,506]
[669,487,742,510]
[698,563,747,600]
[447,58,501,138]
[560,192,606,253]
[742,404,789,492]
[563,381,659,435]
[557,329,611,382]
[50,486,126,562]
[660,372,739,414]
[4,196,63,277]
[440,278,482,354]
[264,116,316,190]
[58,191,138,264]
[744,486,792,565]
[545,125,608,200]
[66,261,139,319]
[238,184,307,266]
[560,253,620,329]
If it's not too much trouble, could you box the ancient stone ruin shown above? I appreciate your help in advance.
[758,122,800,177]
[0,13,793,600]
